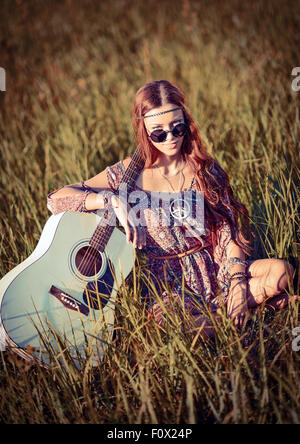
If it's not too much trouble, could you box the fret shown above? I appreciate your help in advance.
[88,147,145,253]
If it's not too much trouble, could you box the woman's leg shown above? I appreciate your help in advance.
[186,259,298,339]
[246,258,299,310]
[147,292,218,339]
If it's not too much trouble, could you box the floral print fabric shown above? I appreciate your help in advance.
[105,159,251,314]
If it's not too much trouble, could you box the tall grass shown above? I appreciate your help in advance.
[0,0,299,424]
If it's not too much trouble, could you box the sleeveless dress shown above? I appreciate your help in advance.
[105,159,252,316]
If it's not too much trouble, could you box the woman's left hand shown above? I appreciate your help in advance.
[227,280,250,330]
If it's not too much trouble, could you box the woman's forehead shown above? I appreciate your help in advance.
[144,108,184,127]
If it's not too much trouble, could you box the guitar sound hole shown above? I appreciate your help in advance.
[75,246,102,277]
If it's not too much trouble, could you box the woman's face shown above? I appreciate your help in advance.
[143,104,186,158]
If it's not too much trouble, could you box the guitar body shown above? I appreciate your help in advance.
[0,211,135,367]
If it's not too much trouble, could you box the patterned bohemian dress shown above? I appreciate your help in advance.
[47,158,251,320]
[100,159,251,315]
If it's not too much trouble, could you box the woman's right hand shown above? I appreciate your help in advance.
[110,194,146,250]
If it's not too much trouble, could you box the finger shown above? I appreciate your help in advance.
[234,314,245,330]
[111,195,119,208]
[137,227,142,249]
[125,224,132,244]
[142,227,147,246]
[131,224,138,248]
[138,227,146,249]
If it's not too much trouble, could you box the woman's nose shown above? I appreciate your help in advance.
[165,129,176,141]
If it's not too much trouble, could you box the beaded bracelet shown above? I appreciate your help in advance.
[79,182,120,213]
[224,257,248,276]
[230,271,247,280]
[228,272,248,288]
[97,189,120,214]
[78,182,94,212]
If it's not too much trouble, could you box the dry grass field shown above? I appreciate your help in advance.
[0,0,299,424]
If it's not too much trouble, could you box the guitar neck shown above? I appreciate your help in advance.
[90,147,145,252]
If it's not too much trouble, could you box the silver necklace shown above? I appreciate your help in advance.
[153,163,185,192]
[154,164,191,220]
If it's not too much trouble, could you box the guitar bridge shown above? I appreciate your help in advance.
[49,285,89,316]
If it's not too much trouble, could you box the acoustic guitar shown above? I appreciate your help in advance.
[0,149,145,367]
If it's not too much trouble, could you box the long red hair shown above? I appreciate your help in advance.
[131,80,254,257]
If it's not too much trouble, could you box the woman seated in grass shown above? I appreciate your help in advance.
[47,79,299,337]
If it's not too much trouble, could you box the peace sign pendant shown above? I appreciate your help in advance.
[169,197,191,220]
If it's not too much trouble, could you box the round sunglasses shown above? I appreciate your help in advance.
[148,122,188,143]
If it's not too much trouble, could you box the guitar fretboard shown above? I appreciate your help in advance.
[89,147,145,252]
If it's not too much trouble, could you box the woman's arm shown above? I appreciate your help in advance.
[47,156,132,215]
[47,177,109,215]
[212,221,250,327]
[226,240,249,328]
[226,239,247,275]
[47,184,108,215]
[209,161,251,327]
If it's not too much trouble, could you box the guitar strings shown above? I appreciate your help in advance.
[76,151,144,278]
[77,214,115,277]
[77,176,134,277]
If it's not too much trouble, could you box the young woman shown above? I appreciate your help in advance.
[47,79,298,337]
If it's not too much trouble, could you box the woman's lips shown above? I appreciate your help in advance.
[164,142,177,149]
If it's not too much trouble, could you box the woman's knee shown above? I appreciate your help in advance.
[267,259,295,293]
[247,259,295,305]
[275,259,294,285]
[284,260,295,279]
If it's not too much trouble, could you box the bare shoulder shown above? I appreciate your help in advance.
[82,155,132,191]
